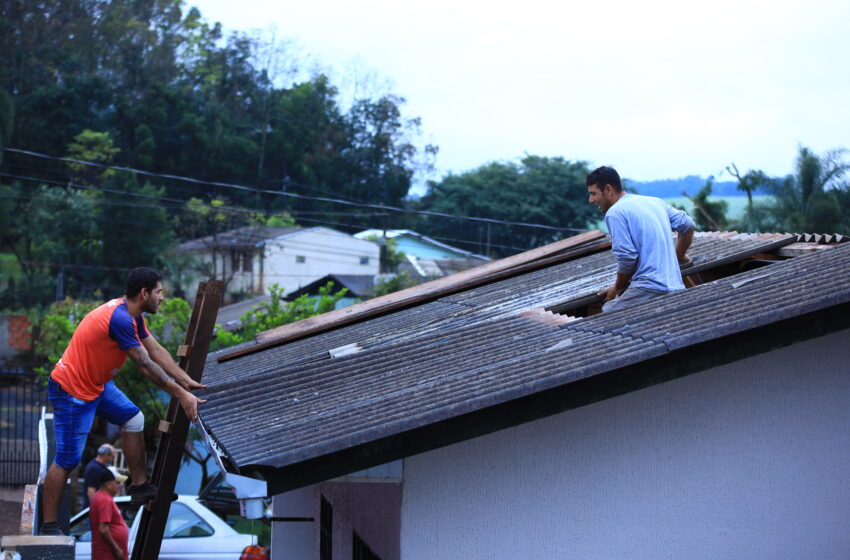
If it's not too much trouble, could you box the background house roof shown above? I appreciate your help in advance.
[215,295,273,331]
[284,274,375,300]
[354,229,489,260]
[177,226,303,252]
[197,234,850,493]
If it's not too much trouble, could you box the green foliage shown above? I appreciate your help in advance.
[0,88,12,162]
[421,155,596,257]
[371,272,418,297]
[362,235,406,271]
[770,147,850,233]
[683,179,729,231]
[0,182,100,306]
[728,147,850,234]
[31,298,100,378]
[67,130,120,183]
[212,283,346,350]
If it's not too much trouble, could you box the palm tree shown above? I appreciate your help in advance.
[772,147,849,233]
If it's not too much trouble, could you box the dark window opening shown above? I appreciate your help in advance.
[359,256,369,265]
[352,531,381,560]
[296,255,306,264]
[242,251,253,272]
[320,495,333,560]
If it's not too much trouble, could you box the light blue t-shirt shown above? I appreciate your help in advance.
[604,193,696,292]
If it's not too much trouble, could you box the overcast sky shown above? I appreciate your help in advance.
[189,0,850,188]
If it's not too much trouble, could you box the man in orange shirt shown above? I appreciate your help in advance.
[90,468,129,560]
[40,268,205,536]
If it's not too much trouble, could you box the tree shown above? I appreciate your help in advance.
[680,179,729,231]
[420,156,597,257]
[0,182,100,306]
[771,147,849,233]
[0,88,12,163]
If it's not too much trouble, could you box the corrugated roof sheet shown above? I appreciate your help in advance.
[198,235,850,480]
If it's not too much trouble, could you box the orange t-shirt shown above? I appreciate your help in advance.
[51,298,149,401]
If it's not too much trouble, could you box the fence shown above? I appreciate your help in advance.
[0,370,48,487]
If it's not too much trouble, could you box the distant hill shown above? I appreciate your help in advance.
[626,175,773,198]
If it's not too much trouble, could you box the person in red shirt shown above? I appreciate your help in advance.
[90,468,129,560]
[40,268,206,536]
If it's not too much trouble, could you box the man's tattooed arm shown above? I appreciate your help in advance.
[126,345,205,421]
[126,346,172,389]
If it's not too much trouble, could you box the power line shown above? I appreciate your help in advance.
[0,169,536,253]
[2,147,589,233]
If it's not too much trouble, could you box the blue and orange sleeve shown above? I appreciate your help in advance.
[108,307,147,350]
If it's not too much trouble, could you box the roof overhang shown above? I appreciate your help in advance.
[250,299,850,495]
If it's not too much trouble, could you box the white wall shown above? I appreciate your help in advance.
[401,329,850,559]
[264,228,379,296]
[271,485,316,560]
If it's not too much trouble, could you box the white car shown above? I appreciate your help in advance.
[69,495,267,559]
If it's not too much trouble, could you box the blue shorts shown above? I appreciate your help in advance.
[47,378,140,470]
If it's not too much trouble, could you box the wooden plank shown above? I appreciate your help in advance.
[218,231,608,362]
[20,484,36,535]
[776,242,836,258]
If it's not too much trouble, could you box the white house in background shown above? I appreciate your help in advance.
[176,226,379,300]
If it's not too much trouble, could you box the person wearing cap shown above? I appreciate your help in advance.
[90,467,129,560]
[586,166,696,312]
[40,267,206,536]
[83,444,115,508]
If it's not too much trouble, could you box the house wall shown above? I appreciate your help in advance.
[264,229,379,296]
[401,328,850,559]
[271,477,402,560]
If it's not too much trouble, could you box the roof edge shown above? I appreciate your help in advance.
[247,299,850,495]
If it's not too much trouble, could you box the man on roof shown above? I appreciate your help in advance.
[40,267,205,536]
[586,166,696,312]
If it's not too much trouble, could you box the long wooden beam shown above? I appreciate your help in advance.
[218,230,608,362]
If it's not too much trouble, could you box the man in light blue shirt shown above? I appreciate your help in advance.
[586,166,696,312]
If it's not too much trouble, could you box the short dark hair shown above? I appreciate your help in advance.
[125,267,161,298]
[586,166,623,193]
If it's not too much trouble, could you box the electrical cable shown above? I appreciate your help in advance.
[2,147,590,233]
[0,170,536,253]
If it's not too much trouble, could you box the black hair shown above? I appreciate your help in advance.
[99,468,116,485]
[125,267,161,299]
[586,166,623,193]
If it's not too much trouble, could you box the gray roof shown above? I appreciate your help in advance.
[215,296,273,332]
[284,275,375,300]
[177,226,302,252]
[198,235,850,493]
